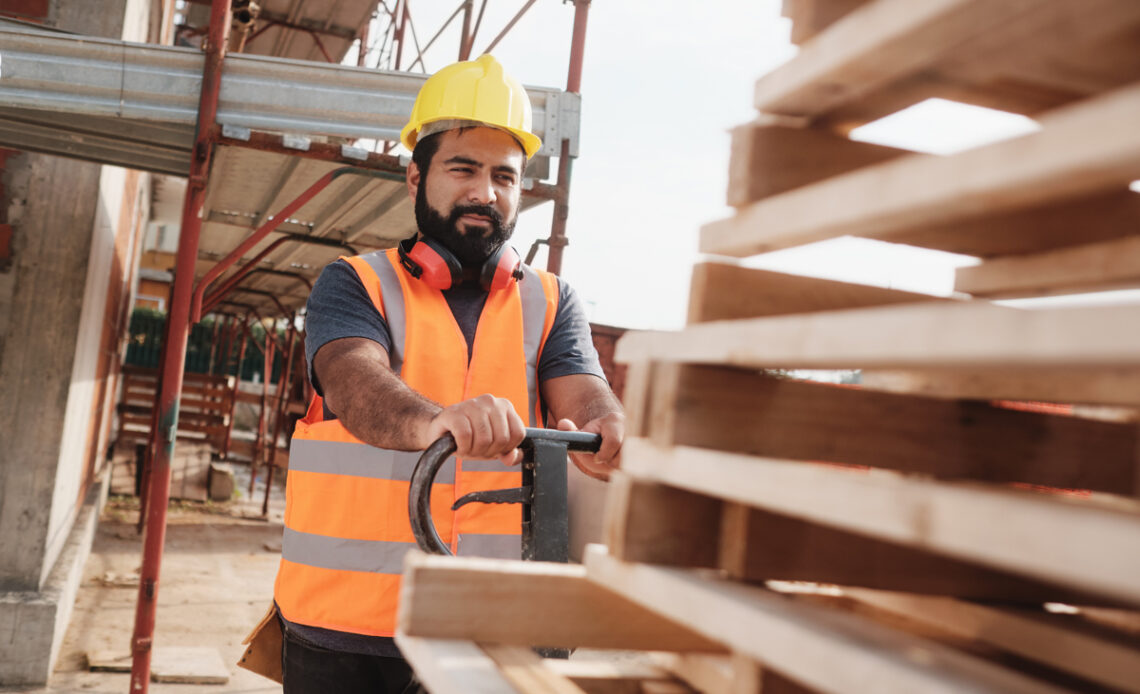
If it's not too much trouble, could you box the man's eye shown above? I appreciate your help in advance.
[496,174,517,184]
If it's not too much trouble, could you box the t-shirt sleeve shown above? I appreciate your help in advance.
[303,259,392,396]
[537,277,607,383]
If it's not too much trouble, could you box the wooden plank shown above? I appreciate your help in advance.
[643,363,1137,493]
[955,235,1140,298]
[705,82,1140,257]
[615,301,1140,371]
[860,367,1140,407]
[887,190,1140,258]
[397,551,725,653]
[717,503,1117,605]
[482,646,589,694]
[620,438,1140,605]
[606,477,1115,605]
[583,546,1071,694]
[686,263,944,324]
[842,589,1140,694]
[726,124,907,207]
[394,635,520,694]
[755,0,1140,118]
[782,0,871,45]
[543,659,677,694]
[603,473,721,569]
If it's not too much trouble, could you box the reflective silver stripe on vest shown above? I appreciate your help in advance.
[459,457,518,473]
[290,439,455,484]
[519,265,548,427]
[360,250,406,376]
[282,527,414,574]
[456,533,522,559]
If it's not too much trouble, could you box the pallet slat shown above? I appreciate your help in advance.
[955,235,1140,298]
[394,636,519,694]
[705,82,1140,257]
[620,439,1140,605]
[687,263,944,324]
[396,552,725,653]
[583,546,1070,694]
[638,363,1136,493]
[842,589,1140,694]
[757,0,1140,121]
[616,302,1140,371]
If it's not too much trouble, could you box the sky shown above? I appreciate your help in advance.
[360,0,1139,329]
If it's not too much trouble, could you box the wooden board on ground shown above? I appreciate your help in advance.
[634,363,1137,493]
[615,301,1140,372]
[619,439,1140,605]
[604,475,1117,606]
[703,83,1140,257]
[687,263,945,324]
[89,648,229,684]
[841,589,1140,694]
[583,546,1070,694]
[397,551,724,653]
[954,235,1140,298]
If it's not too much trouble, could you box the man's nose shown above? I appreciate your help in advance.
[466,172,496,205]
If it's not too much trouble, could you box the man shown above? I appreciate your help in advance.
[272,54,624,693]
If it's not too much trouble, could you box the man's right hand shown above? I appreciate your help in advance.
[421,394,526,466]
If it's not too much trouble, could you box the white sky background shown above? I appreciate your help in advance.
[360,0,1140,329]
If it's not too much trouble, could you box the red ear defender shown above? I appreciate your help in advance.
[398,237,463,289]
[481,245,523,291]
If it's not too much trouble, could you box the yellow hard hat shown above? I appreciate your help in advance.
[401,54,543,159]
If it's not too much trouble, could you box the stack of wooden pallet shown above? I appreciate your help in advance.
[395,1,1140,691]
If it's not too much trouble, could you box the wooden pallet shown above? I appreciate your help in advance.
[116,365,235,450]
[397,2,1140,691]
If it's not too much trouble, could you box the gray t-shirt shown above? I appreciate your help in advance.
[286,257,606,656]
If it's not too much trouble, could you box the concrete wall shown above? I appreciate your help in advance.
[0,0,154,684]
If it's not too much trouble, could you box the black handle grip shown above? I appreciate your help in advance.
[408,428,603,555]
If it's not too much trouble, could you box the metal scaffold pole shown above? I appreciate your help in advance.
[128,0,232,691]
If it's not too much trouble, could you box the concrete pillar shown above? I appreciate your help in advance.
[0,0,152,685]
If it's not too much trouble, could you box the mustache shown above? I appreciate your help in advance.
[449,204,504,228]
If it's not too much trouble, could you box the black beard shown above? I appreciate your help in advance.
[415,184,516,268]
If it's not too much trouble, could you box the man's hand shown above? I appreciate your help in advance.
[556,412,624,481]
[422,394,527,466]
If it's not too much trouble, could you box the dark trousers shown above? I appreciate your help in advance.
[281,623,423,694]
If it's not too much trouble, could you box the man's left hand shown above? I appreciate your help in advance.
[556,413,624,481]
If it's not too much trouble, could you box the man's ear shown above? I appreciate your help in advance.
[406,160,421,201]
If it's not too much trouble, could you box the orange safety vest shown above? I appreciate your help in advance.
[274,248,559,637]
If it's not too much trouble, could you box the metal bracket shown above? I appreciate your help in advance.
[541,91,582,158]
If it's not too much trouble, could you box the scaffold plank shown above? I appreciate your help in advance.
[394,636,519,694]
[618,439,1140,605]
[583,545,1072,694]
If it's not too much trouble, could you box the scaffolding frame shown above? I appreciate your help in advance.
[117,0,593,690]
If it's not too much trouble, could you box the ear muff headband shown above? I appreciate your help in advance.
[398,237,522,291]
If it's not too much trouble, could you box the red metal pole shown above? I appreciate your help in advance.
[129,1,231,691]
[459,0,472,60]
[481,0,538,56]
[546,0,589,276]
[251,324,275,496]
[357,14,370,67]
[393,0,408,70]
[263,319,298,516]
[222,314,252,459]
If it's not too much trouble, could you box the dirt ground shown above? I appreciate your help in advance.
[14,464,287,694]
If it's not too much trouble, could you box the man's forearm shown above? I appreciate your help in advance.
[317,338,441,450]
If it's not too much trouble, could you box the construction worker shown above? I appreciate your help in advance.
[272,54,624,693]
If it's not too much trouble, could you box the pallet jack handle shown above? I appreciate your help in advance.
[408,427,601,558]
